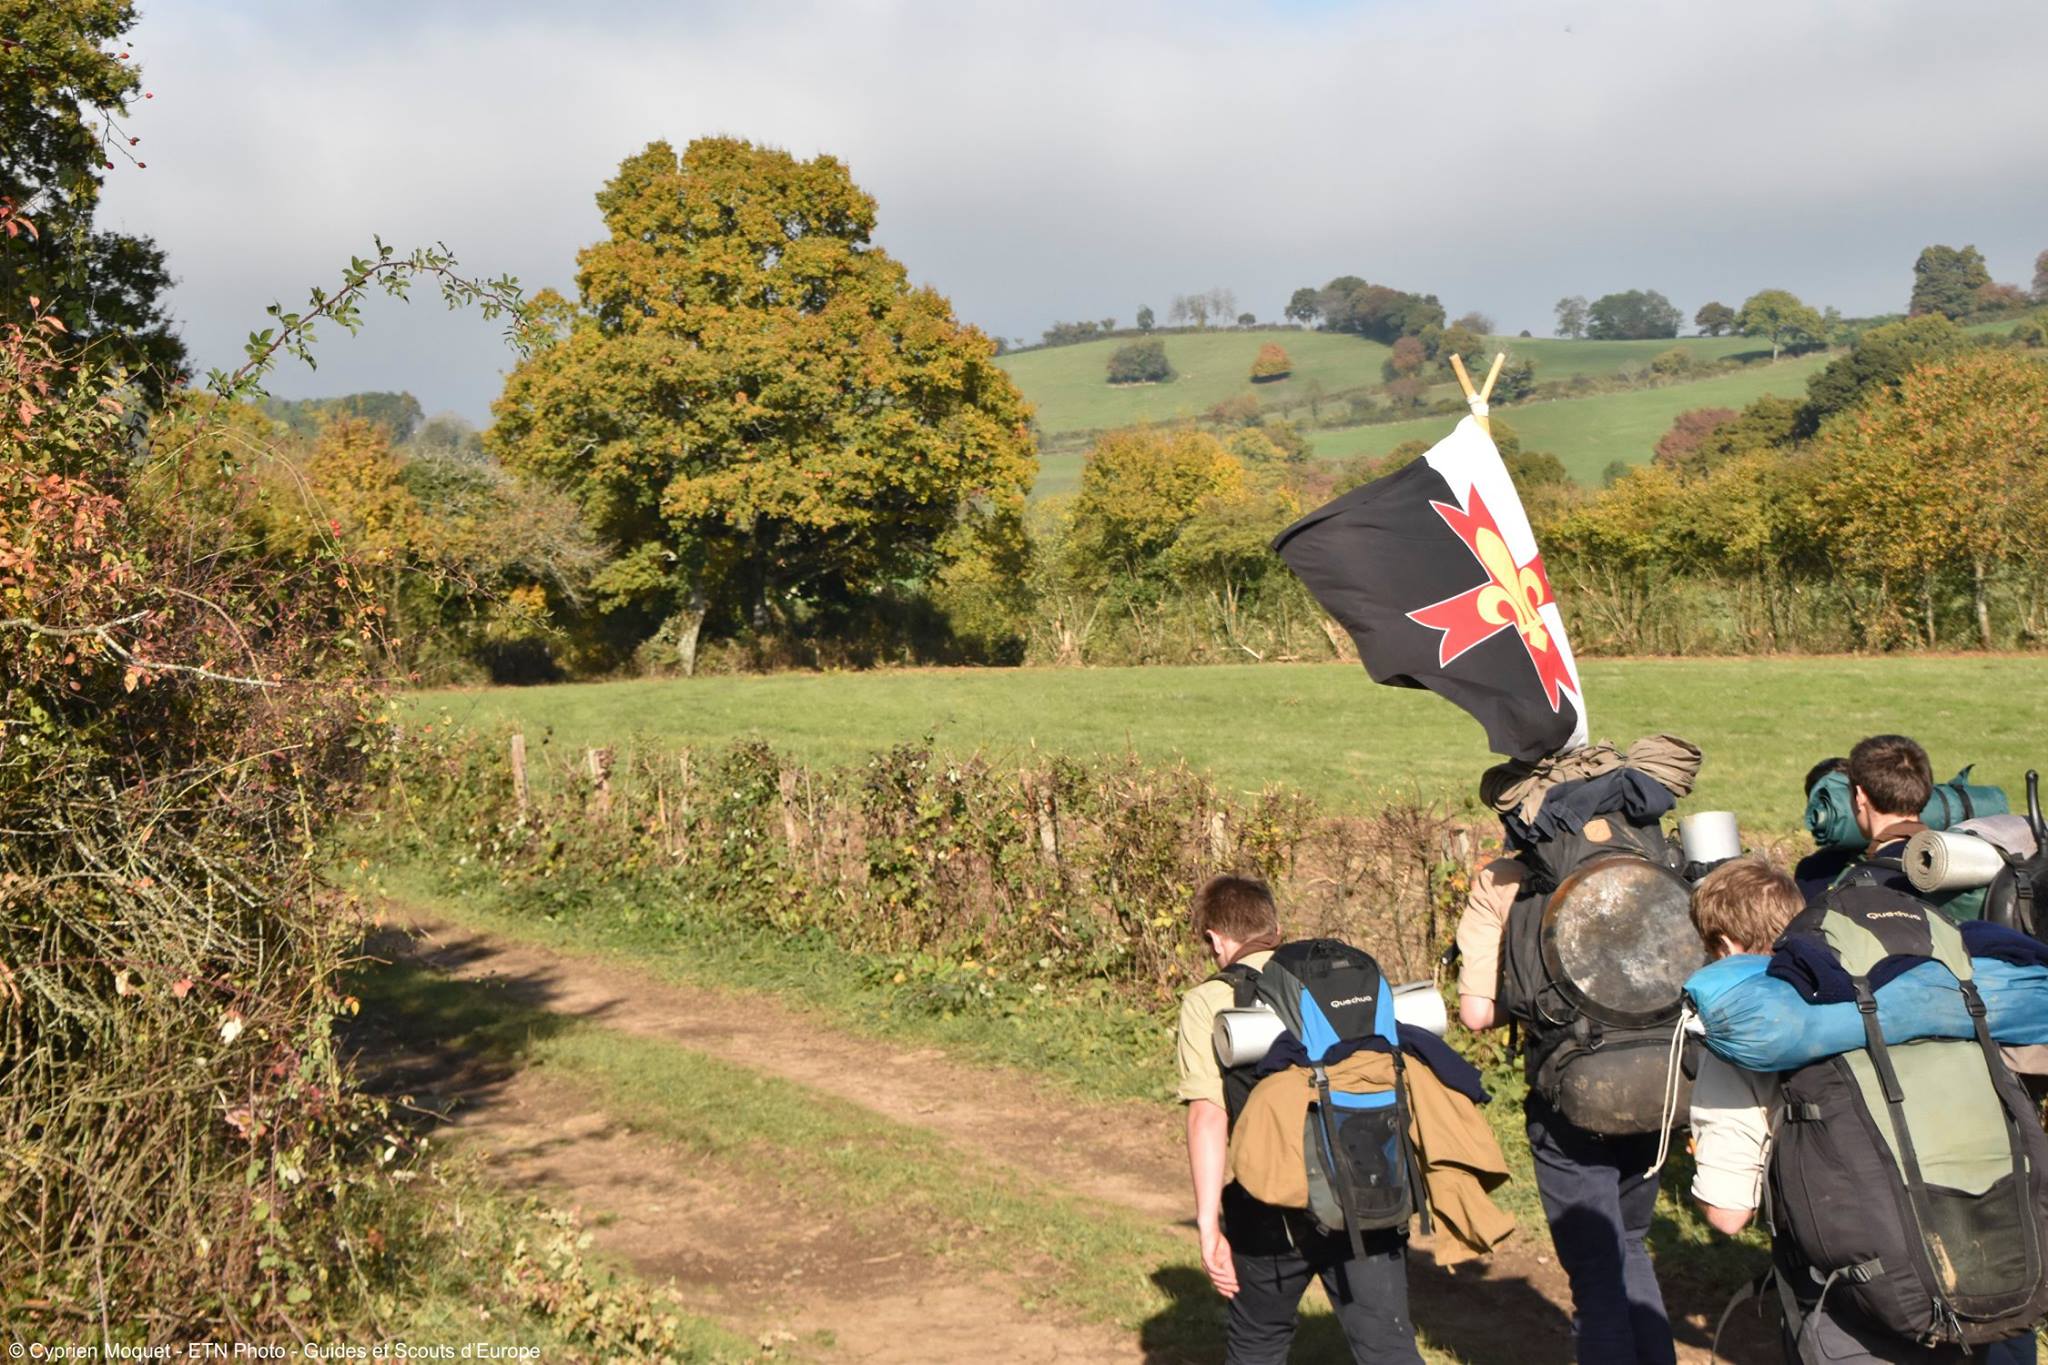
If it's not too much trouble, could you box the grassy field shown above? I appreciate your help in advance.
[1480,333,1772,380]
[998,330,1784,445]
[413,655,2048,835]
[996,329,1391,437]
[1308,352,1832,482]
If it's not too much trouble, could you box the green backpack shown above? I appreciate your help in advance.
[1766,884,2048,1349]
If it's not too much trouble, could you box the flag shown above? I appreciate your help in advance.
[1271,416,1587,761]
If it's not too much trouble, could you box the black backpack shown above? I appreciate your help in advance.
[1213,939,1428,1258]
[1983,770,2048,938]
[1767,884,2048,1349]
[1498,815,1701,1135]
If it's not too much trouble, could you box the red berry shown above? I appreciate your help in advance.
[144,91,153,98]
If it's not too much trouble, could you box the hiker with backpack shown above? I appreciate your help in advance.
[1176,874,1431,1364]
[1455,734,1706,1365]
[1687,857,2045,1363]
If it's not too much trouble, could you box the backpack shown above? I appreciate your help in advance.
[1213,938,1428,1257]
[1767,884,2048,1349]
[1498,815,1702,1135]
[1983,770,2048,938]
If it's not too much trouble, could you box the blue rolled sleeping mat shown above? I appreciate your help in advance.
[1686,922,2048,1072]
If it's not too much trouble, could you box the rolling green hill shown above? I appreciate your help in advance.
[996,330,1390,437]
[1308,352,1832,483]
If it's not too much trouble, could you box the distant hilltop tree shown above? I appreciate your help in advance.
[1299,275,1445,343]
[1249,342,1292,382]
[1107,338,1174,385]
[1586,289,1683,340]
[1737,289,1825,360]
[1136,304,1155,332]
[1285,287,1322,326]
[1694,301,1736,336]
[1553,295,1589,339]
[1453,310,1494,335]
[1041,318,1116,347]
[1909,244,1991,319]
[2034,250,2048,304]
[1237,312,1256,327]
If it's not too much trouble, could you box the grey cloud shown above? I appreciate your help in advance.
[99,0,2048,423]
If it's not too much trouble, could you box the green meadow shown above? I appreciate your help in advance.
[1308,352,1833,482]
[996,329,1392,436]
[414,655,2048,834]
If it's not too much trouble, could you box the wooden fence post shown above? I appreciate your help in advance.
[587,747,613,819]
[509,733,529,821]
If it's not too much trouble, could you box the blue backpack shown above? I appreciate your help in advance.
[1215,938,1428,1255]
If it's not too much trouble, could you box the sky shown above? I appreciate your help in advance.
[98,0,2048,425]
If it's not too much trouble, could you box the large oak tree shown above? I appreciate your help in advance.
[490,138,1034,671]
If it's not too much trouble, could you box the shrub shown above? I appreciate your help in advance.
[2,303,388,1330]
[1650,347,1694,377]
[1107,338,1174,384]
[1249,342,1292,382]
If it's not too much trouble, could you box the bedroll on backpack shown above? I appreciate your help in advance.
[1499,816,1704,1136]
[1768,885,2048,1348]
[1215,939,1427,1255]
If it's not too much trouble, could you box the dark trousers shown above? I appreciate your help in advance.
[1525,1093,1677,1365]
[1225,1217,1424,1365]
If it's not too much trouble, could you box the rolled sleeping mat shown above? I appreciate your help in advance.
[1214,1006,1284,1068]
[1213,982,1451,1066]
[1684,952,2048,1074]
[1391,980,1449,1038]
[1679,811,1742,867]
[1904,829,2008,893]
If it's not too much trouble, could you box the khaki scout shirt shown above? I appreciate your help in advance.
[1175,949,1274,1108]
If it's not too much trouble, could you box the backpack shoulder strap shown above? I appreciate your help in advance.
[1208,961,1262,1009]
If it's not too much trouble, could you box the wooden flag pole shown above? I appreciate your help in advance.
[1479,351,1506,403]
[1447,352,1508,436]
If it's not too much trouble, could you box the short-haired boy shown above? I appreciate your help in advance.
[1687,859,2036,1363]
[1175,873,1423,1364]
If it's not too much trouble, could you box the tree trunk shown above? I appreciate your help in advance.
[675,584,707,678]
[1923,573,1937,647]
[1974,558,1993,650]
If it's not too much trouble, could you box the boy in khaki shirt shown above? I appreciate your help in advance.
[1174,874,1423,1364]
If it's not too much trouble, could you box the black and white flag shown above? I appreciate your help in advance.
[1272,416,1588,761]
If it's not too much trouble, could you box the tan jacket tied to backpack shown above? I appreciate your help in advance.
[1227,1048,1517,1265]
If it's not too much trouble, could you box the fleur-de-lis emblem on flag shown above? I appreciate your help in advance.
[1406,488,1575,713]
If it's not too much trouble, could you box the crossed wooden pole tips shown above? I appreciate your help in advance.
[1447,351,1508,436]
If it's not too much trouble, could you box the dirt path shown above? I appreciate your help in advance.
[360,904,1776,1363]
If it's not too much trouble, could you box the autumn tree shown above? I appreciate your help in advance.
[1909,244,1991,319]
[1249,342,1291,382]
[1652,407,1738,471]
[1736,289,1824,360]
[1797,314,1971,435]
[1453,310,1494,335]
[1064,427,1247,582]
[1,0,184,397]
[1694,301,1736,336]
[489,138,1033,674]
[1381,335,1425,381]
[1810,351,2048,646]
